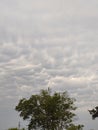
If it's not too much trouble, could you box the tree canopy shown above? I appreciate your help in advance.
[89,106,98,119]
[8,128,18,130]
[67,124,84,130]
[15,88,83,130]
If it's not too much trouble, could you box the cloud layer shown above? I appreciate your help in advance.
[0,0,98,130]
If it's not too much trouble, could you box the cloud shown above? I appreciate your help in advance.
[0,0,98,130]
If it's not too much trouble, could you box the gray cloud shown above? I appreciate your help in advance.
[0,0,98,130]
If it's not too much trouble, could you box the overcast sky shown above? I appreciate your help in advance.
[0,0,98,129]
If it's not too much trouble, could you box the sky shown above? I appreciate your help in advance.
[0,0,98,129]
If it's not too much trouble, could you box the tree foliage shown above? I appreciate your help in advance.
[8,128,18,130]
[8,128,25,130]
[67,124,84,130]
[15,88,81,130]
[88,106,98,119]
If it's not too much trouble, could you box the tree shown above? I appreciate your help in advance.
[8,128,25,130]
[67,124,84,130]
[88,106,98,119]
[15,88,82,130]
[8,128,18,130]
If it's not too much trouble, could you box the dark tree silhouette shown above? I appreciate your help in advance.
[15,88,83,130]
[88,106,98,119]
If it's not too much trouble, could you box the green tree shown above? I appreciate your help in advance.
[8,128,25,130]
[67,124,84,130]
[88,106,98,119]
[15,88,82,130]
[8,128,18,130]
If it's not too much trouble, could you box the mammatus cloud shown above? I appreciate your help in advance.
[0,0,98,130]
